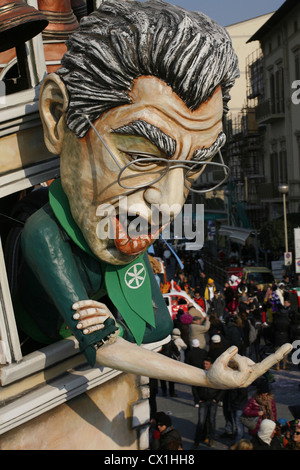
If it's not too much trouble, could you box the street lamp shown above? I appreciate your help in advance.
[278,183,289,254]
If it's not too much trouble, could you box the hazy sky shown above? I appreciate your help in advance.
[139,0,285,26]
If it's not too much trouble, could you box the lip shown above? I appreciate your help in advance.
[111,215,166,255]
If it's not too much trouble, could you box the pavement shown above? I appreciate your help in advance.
[154,362,300,450]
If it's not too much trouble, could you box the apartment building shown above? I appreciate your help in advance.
[247,0,300,222]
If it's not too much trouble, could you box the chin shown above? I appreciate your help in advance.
[96,244,144,266]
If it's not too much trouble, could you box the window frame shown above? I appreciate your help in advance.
[0,1,75,386]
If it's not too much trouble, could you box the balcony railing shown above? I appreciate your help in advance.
[256,98,285,123]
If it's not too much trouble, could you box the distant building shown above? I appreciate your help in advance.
[247,0,300,221]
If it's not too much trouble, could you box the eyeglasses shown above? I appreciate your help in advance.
[82,115,230,194]
[294,431,300,435]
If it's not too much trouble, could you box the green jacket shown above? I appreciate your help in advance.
[16,182,172,367]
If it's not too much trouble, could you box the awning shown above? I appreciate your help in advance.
[219,225,254,245]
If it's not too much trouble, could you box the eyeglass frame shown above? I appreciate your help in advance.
[82,114,230,194]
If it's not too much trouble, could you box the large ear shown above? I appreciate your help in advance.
[39,73,69,155]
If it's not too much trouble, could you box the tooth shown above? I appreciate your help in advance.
[119,238,129,246]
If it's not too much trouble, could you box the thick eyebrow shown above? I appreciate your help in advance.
[192,132,226,161]
[112,119,176,158]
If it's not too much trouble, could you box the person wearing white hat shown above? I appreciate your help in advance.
[185,338,208,408]
[172,328,187,362]
[251,419,282,450]
[208,334,228,363]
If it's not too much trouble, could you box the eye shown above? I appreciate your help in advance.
[126,153,166,168]
[128,153,153,161]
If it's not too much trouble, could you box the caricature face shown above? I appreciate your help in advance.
[59,76,223,265]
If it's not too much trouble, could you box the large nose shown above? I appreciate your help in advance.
[143,167,187,219]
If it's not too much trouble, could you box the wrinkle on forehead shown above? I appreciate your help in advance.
[128,76,223,131]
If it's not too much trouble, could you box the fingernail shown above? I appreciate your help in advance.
[77,323,82,329]
[73,313,80,319]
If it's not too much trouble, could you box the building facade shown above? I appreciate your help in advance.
[248,0,300,222]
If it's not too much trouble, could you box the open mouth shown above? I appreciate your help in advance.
[111,214,166,255]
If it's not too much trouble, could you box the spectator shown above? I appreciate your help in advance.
[223,281,235,307]
[221,359,248,447]
[172,328,187,362]
[185,338,208,368]
[282,274,292,290]
[242,380,277,436]
[224,314,244,353]
[250,419,282,450]
[192,358,225,448]
[193,290,206,311]
[149,411,165,449]
[151,413,183,450]
[198,272,207,297]
[223,386,249,448]
[275,418,291,448]
[208,312,226,340]
[223,281,235,308]
[209,291,225,319]
[188,302,204,319]
[238,294,250,315]
[234,439,253,450]
[226,295,239,316]
[189,314,210,350]
[237,277,248,296]
[288,419,300,450]
[208,334,228,362]
[247,279,258,297]
[185,338,208,407]
[174,308,191,347]
[204,278,216,304]
[159,339,180,397]
[273,283,285,310]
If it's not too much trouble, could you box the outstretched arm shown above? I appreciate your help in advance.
[72,299,292,389]
[95,336,292,389]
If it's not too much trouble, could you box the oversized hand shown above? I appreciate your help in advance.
[72,300,116,335]
[205,343,293,389]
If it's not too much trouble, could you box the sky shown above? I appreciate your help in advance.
[140,0,285,26]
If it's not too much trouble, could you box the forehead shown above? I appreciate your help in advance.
[98,76,223,136]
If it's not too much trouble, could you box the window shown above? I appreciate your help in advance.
[269,67,285,114]
[270,140,288,186]
[270,151,279,185]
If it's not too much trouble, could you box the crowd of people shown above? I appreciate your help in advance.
[148,249,300,450]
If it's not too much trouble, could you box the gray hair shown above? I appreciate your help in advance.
[57,0,239,138]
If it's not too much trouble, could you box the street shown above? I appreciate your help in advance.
[154,363,300,450]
